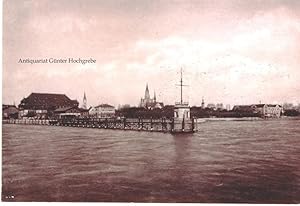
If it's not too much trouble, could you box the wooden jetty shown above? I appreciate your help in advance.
[3,117,198,133]
[52,117,173,132]
[3,119,50,125]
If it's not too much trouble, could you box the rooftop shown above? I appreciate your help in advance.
[19,92,78,110]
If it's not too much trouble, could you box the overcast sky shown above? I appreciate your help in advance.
[3,0,300,108]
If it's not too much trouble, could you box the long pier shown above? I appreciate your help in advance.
[3,118,198,133]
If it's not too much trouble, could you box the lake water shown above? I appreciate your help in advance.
[2,119,300,202]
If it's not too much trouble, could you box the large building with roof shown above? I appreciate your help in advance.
[255,104,283,118]
[18,92,79,118]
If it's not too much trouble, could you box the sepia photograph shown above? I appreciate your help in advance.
[2,0,300,203]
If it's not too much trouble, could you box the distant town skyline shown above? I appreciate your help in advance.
[3,0,300,107]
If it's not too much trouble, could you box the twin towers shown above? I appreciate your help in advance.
[139,84,157,108]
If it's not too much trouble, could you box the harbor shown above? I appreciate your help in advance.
[3,68,201,133]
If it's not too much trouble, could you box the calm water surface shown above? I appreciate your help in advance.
[2,119,300,202]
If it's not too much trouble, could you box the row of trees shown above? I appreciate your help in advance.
[283,109,300,116]
[116,106,175,119]
[117,106,300,119]
[116,106,264,119]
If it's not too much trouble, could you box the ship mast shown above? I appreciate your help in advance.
[180,68,183,104]
[176,67,188,104]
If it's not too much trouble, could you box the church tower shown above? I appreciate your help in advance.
[144,83,150,100]
[83,92,87,109]
[140,83,162,108]
[201,96,205,109]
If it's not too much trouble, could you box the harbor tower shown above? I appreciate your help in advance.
[172,68,194,133]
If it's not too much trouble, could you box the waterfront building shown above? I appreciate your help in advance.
[254,104,282,118]
[233,104,282,118]
[54,106,85,119]
[89,104,115,118]
[3,104,19,119]
[139,84,164,109]
[18,93,79,119]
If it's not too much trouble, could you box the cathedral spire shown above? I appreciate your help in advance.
[144,83,150,100]
[154,91,156,102]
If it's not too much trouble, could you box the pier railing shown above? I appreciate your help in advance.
[3,118,175,133]
[54,117,173,132]
[3,117,198,133]
[3,119,50,125]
